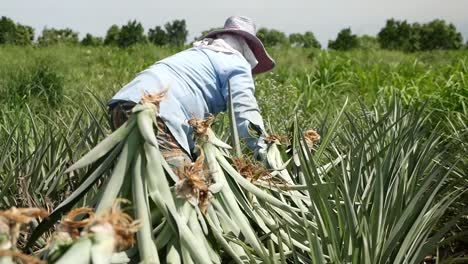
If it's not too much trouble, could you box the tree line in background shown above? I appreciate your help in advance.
[0,16,467,51]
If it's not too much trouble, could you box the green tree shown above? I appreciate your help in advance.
[419,19,463,50]
[257,28,288,47]
[289,33,302,46]
[164,19,188,47]
[148,26,168,46]
[117,20,147,48]
[104,25,120,46]
[289,31,321,48]
[378,19,402,50]
[81,33,103,46]
[0,16,17,44]
[328,28,359,50]
[15,24,34,45]
[0,16,34,45]
[377,18,463,52]
[38,28,79,46]
[377,19,420,52]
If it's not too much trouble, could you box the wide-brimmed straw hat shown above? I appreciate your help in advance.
[203,16,275,74]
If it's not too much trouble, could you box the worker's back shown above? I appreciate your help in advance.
[109,47,253,154]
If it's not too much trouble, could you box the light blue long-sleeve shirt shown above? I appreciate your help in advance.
[109,47,265,155]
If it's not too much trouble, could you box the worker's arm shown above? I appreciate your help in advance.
[225,63,267,151]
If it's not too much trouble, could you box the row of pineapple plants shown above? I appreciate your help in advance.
[1,94,467,263]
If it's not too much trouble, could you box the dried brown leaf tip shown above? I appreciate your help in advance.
[266,134,289,145]
[265,134,281,144]
[304,129,321,148]
[0,207,48,249]
[57,207,94,240]
[188,115,215,138]
[0,249,45,264]
[233,156,270,183]
[175,147,212,214]
[90,199,139,252]
[52,200,139,252]
[140,90,167,109]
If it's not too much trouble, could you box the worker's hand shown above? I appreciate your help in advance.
[253,136,268,162]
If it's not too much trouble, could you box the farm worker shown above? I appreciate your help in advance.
[108,16,275,170]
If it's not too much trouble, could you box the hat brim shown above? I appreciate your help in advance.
[203,29,275,75]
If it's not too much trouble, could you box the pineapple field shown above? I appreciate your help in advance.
[0,45,467,263]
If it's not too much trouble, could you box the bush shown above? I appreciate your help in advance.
[104,25,120,46]
[257,28,288,47]
[289,31,321,49]
[3,56,64,107]
[81,33,103,46]
[38,28,79,46]
[328,28,359,50]
[357,35,380,50]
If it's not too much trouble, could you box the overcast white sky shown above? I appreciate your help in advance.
[1,0,467,46]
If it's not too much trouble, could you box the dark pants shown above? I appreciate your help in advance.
[109,102,192,172]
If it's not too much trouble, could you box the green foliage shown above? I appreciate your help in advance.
[148,20,188,47]
[104,24,120,46]
[357,34,380,50]
[377,19,419,52]
[148,26,168,46]
[378,18,463,52]
[164,19,188,47]
[0,107,108,210]
[1,55,64,107]
[81,33,103,46]
[38,28,79,46]
[117,20,147,48]
[419,19,464,50]
[328,28,359,50]
[257,28,288,47]
[289,31,321,48]
[294,99,466,263]
[14,23,34,45]
[0,16,34,45]
[0,46,466,261]
[0,16,16,44]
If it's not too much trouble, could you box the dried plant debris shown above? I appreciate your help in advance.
[175,147,212,214]
[0,207,47,264]
[233,156,271,182]
[265,134,284,145]
[0,249,45,264]
[188,115,215,138]
[90,199,139,252]
[57,207,94,240]
[0,207,48,249]
[51,200,139,253]
[139,90,167,109]
[304,129,320,149]
[266,134,292,147]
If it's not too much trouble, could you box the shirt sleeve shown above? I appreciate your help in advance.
[225,63,267,150]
